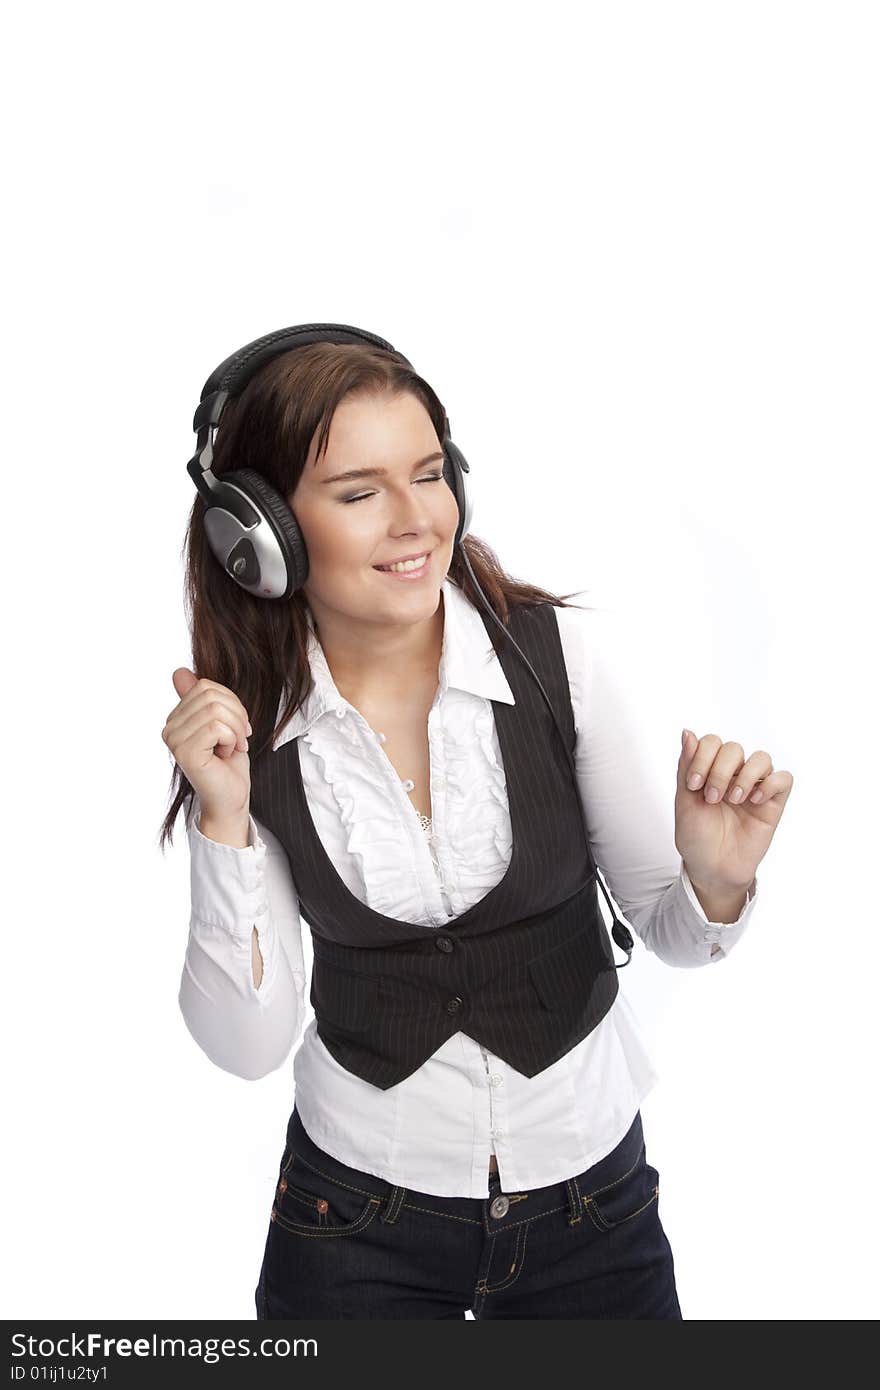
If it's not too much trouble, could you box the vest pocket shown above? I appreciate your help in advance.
[310,962,379,1033]
[527,928,600,1010]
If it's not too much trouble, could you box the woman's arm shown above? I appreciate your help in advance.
[554,603,758,968]
[178,795,308,1077]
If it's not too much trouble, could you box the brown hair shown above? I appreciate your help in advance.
[157,340,592,851]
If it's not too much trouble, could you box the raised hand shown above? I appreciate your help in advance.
[674,728,794,896]
[161,668,253,826]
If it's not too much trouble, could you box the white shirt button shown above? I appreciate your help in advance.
[491,1128,504,1139]
[335,706,346,718]
[255,902,268,916]
[433,774,446,789]
[376,730,387,743]
[402,778,415,791]
[489,1074,502,1086]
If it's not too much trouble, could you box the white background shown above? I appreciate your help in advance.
[3,0,877,1322]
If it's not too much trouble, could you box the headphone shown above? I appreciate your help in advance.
[187,322,633,966]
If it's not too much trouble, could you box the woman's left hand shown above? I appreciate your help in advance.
[675,729,794,894]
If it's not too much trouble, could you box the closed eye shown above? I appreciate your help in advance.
[340,474,445,505]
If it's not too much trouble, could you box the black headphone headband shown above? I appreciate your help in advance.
[193,323,416,434]
[183,320,633,965]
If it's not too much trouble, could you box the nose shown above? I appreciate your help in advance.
[387,481,435,532]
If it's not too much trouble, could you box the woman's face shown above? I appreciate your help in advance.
[289,389,460,631]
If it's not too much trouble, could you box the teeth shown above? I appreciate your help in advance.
[378,553,429,572]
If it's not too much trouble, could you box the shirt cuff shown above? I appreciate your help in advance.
[187,811,270,943]
[679,863,758,955]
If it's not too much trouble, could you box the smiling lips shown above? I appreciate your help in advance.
[375,550,433,572]
[373,551,432,578]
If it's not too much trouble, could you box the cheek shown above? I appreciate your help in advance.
[296,501,372,562]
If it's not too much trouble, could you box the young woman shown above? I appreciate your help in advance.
[160,325,788,1319]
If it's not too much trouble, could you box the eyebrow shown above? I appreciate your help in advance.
[318,451,445,485]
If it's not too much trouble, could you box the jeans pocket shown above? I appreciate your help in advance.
[271,1148,383,1239]
[583,1142,660,1232]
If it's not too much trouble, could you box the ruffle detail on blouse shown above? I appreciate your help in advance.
[441,695,513,894]
[298,718,430,923]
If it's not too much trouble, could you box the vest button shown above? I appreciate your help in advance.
[445,995,463,1014]
[490,1195,510,1218]
[435,936,454,952]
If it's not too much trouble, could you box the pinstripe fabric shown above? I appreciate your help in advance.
[248,601,619,1090]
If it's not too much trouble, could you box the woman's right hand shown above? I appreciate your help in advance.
[162,668,253,823]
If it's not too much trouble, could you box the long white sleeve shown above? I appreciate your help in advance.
[555,604,758,969]
[177,795,308,1079]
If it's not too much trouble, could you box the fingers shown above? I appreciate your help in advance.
[175,715,241,762]
[681,730,775,803]
[680,731,722,791]
[741,769,795,805]
[166,679,252,731]
[722,748,775,803]
[162,683,252,756]
[169,698,249,752]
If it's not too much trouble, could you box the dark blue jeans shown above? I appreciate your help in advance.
[255,1104,682,1319]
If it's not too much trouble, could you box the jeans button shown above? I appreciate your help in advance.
[490,1195,510,1218]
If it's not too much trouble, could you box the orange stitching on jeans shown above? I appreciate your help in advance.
[271,1196,381,1238]
[290,1149,378,1200]
[401,1202,482,1226]
[481,1222,530,1293]
[582,1147,644,1201]
[582,1187,659,1231]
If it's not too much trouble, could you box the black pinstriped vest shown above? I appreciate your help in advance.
[249,600,619,1091]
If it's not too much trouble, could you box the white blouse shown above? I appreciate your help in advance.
[179,577,757,1197]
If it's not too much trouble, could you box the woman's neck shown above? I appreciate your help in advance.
[311,592,445,707]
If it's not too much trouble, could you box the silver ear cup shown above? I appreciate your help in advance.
[202,469,307,599]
